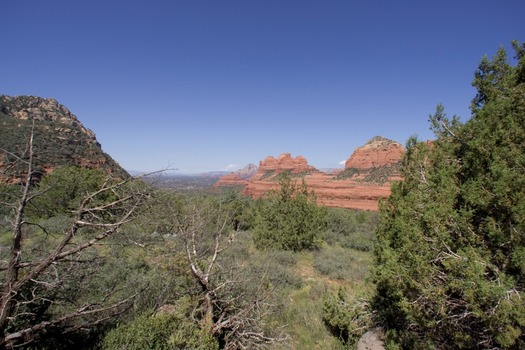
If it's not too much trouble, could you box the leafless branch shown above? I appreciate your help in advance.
[0,121,150,347]
[176,202,288,349]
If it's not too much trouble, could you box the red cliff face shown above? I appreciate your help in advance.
[241,153,318,198]
[216,137,406,211]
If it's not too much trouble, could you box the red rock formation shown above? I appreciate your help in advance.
[258,153,316,174]
[313,137,405,210]
[304,172,395,211]
[345,136,405,170]
[222,138,406,211]
[240,153,318,198]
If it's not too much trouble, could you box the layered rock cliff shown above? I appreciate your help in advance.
[258,153,317,175]
[0,95,128,183]
[241,153,319,198]
[217,137,405,211]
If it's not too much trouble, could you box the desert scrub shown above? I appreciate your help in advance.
[102,299,218,350]
[313,245,371,282]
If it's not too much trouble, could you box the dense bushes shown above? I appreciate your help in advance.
[27,166,110,218]
[324,208,378,252]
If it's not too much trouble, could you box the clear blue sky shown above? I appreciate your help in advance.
[1,1,523,173]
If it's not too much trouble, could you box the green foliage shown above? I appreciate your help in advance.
[0,110,127,180]
[0,183,21,219]
[279,278,345,349]
[259,170,276,180]
[335,165,401,184]
[102,299,218,350]
[313,246,370,282]
[373,42,525,349]
[219,188,255,231]
[322,288,372,346]
[324,208,378,252]
[253,173,327,251]
[28,166,111,218]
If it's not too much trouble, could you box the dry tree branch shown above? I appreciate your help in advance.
[0,121,150,347]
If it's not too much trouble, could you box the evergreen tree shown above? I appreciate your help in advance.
[253,173,327,251]
[373,42,525,349]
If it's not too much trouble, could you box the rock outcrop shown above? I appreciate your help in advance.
[0,95,128,183]
[258,153,316,174]
[315,137,405,210]
[357,328,386,350]
[242,153,319,198]
[218,137,405,211]
[1,95,98,144]
[345,136,405,170]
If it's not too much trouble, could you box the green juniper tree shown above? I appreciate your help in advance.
[373,41,525,349]
[253,173,327,251]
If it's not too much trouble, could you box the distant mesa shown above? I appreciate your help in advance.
[216,137,406,211]
[214,163,258,187]
[0,95,128,183]
[258,153,318,175]
[235,163,258,179]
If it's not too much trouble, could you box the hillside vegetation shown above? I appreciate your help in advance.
[0,163,378,348]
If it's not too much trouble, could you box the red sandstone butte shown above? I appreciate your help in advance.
[217,137,406,211]
[258,153,317,174]
[345,136,405,170]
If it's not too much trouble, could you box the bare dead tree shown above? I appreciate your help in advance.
[0,122,150,348]
[175,200,288,349]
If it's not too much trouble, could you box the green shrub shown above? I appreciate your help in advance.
[27,166,111,218]
[325,208,378,252]
[322,288,372,346]
[313,246,370,282]
[102,299,218,350]
[253,173,327,251]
